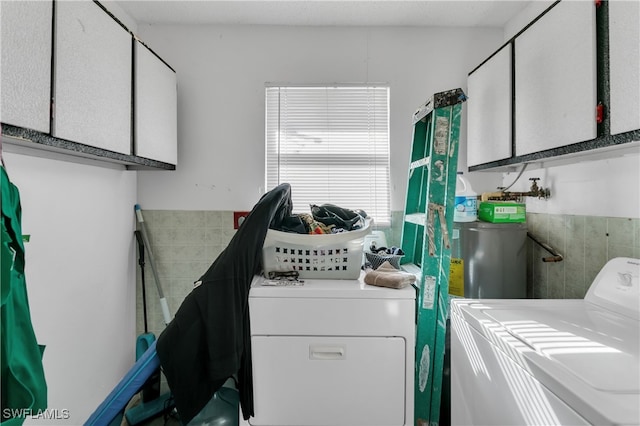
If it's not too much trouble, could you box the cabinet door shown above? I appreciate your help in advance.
[467,44,512,166]
[53,1,131,154]
[609,0,640,135]
[0,1,52,133]
[515,1,597,156]
[134,41,177,164]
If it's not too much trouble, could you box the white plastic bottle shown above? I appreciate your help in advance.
[454,172,478,222]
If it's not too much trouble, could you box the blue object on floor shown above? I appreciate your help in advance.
[135,333,156,361]
[84,341,160,426]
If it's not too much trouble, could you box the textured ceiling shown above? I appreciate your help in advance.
[113,0,532,27]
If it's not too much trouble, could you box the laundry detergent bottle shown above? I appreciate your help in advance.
[454,172,477,222]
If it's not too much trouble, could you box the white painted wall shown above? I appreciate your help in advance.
[2,151,137,424]
[502,153,640,217]
[135,24,505,212]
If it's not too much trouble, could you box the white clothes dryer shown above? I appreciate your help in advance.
[451,257,640,426]
[244,272,416,426]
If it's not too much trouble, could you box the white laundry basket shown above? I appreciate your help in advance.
[262,219,372,279]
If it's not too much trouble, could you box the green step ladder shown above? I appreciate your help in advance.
[400,88,466,426]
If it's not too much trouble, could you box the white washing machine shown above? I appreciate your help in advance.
[244,272,416,426]
[451,257,640,425]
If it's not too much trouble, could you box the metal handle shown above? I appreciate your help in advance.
[135,204,172,325]
[309,345,346,360]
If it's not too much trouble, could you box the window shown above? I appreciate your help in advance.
[265,86,391,226]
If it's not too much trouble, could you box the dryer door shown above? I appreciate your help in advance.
[251,335,406,426]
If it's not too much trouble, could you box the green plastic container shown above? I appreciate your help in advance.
[478,201,526,223]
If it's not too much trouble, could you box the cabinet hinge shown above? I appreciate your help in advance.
[596,102,605,124]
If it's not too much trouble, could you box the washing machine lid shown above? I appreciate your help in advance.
[250,272,417,300]
[454,298,640,425]
[585,257,640,320]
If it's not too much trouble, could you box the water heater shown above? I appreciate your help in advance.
[449,221,527,299]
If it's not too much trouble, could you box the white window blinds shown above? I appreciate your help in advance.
[265,86,391,226]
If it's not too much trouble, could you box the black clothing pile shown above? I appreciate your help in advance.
[276,203,367,235]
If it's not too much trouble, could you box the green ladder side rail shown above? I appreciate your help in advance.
[400,88,466,426]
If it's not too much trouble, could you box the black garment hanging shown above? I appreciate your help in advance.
[156,183,293,424]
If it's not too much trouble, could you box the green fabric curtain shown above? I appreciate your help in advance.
[1,166,47,425]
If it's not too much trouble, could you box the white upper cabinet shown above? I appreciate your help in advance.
[515,0,597,156]
[134,40,178,165]
[608,0,640,136]
[53,1,132,154]
[1,1,52,133]
[467,44,512,167]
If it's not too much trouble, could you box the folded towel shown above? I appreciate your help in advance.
[364,261,416,289]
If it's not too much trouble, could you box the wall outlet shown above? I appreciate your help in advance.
[233,211,251,229]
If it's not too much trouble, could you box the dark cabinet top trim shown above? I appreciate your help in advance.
[1,123,175,170]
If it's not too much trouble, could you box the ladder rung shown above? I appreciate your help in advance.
[404,213,426,226]
[409,156,430,170]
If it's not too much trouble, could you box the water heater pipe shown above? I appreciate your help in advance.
[527,232,564,262]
